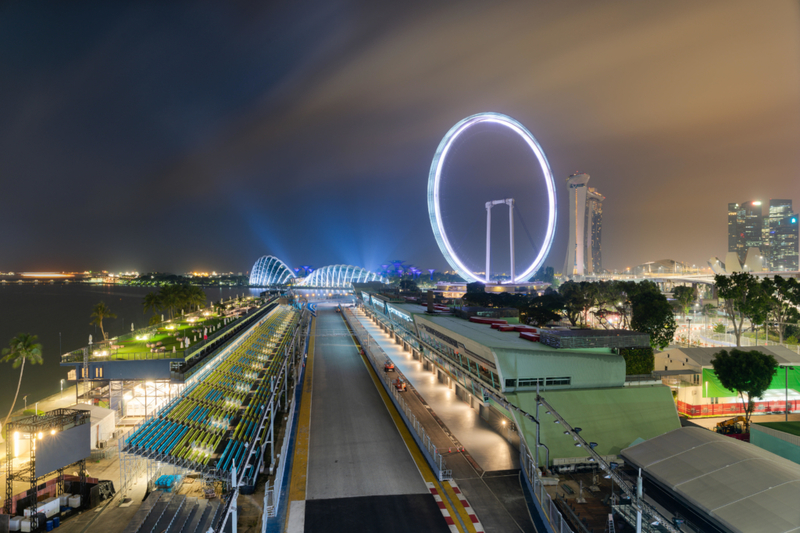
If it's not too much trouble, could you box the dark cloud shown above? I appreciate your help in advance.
[1,1,799,274]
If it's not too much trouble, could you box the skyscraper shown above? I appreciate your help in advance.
[728,200,763,266]
[563,173,590,276]
[742,201,763,253]
[728,203,745,262]
[768,199,793,269]
[771,213,799,271]
[585,187,604,273]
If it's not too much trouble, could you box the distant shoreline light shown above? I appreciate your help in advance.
[19,272,73,278]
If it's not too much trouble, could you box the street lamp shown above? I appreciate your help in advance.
[60,379,64,399]
[687,318,692,347]
[23,395,27,412]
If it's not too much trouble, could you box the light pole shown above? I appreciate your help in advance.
[23,395,27,412]
[60,379,64,399]
[687,318,692,347]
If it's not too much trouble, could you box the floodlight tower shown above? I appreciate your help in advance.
[485,198,515,283]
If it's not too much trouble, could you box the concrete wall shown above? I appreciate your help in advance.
[751,425,800,465]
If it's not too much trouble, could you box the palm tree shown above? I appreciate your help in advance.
[90,302,117,341]
[142,292,161,320]
[2,333,43,436]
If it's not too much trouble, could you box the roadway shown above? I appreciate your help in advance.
[286,302,453,533]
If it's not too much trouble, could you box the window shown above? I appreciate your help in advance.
[505,379,517,388]
[94,367,104,378]
[516,377,571,387]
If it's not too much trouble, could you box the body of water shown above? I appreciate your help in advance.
[0,284,262,418]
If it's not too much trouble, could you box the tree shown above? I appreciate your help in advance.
[142,292,161,319]
[399,279,419,292]
[2,333,43,436]
[701,303,717,321]
[630,290,677,350]
[533,266,555,285]
[715,273,762,347]
[558,281,590,326]
[672,286,695,318]
[711,349,778,430]
[466,281,485,294]
[761,276,800,344]
[90,302,117,341]
[524,292,564,326]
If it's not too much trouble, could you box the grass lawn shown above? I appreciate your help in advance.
[97,298,260,360]
[756,421,800,437]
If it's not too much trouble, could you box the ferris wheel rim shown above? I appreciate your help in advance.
[427,112,557,284]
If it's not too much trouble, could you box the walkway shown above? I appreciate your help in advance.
[350,308,535,533]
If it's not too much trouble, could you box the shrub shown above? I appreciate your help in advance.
[620,347,654,375]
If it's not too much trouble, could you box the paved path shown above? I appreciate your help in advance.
[351,308,535,533]
[352,310,518,472]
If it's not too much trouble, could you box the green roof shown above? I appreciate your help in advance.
[507,386,681,463]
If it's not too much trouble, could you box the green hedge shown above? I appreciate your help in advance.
[621,347,654,375]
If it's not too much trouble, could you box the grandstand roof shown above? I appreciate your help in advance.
[509,386,680,461]
[622,427,800,533]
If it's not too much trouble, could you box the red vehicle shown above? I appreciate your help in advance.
[394,378,407,391]
[384,360,395,372]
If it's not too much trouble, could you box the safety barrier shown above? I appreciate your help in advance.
[519,440,575,533]
[342,309,451,481]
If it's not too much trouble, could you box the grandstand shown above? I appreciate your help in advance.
[121,305,301,489]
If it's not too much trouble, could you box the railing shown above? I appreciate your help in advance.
[343,308,451,481]
[700,331,800,352]
[175,302,279,382]
[263,367,299,520]
[519,440,575,533]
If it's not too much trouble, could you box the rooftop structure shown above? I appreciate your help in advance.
[537,328,649,349]
[356,288,680,465]
[622,427,800,533]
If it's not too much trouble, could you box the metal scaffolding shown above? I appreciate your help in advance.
[5,409,91,517]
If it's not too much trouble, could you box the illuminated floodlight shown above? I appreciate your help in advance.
[427,112,557,283]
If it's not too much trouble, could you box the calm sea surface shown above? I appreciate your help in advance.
[0,284,262,415]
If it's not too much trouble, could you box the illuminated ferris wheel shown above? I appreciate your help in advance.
[427,112,557,284]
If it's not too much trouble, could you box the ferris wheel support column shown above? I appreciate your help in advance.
[486,202,493,283]
[508,198,515,283]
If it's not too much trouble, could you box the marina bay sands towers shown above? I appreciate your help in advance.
[563,172,605,276]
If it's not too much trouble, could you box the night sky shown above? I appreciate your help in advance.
[3,1,800,275]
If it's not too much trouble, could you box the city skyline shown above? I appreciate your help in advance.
[727,198,799,272]
[2,2,800,276]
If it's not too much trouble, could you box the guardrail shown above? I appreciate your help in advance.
[342,308,451,481]
[519,440,575,533]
